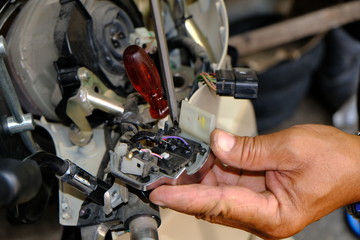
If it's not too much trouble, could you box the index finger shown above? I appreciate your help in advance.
[149,184,279,236]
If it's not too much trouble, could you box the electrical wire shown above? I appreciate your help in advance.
[140,149,163,159]
[145,37,156,53]
[197,72,217,91]
[162,136,189,145]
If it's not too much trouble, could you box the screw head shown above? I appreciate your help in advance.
[79,207,91,219]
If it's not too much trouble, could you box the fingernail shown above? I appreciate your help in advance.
[216,130,235,152]
[151,200,166,207]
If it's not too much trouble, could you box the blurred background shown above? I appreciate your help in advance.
[226,0,360,239]
[226,0,360,134]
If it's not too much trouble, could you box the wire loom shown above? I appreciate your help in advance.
[197,72,217,91]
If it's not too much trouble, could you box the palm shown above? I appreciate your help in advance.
[202,155,266,193]
[197,155,286,237]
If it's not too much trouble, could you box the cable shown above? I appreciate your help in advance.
[197,72,217,91]
[27,151,68,176]
[162,136,189,145]
[140,149,163,159]
[167,36,211,73]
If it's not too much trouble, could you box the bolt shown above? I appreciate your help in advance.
[113,41,120,48]
[61,202,72,220]
[79,207,91,219]
[79,69,90,79]
[151,166,159,172]
[62,212,72,220]
[118,32,125,39]
[61,202,69,210]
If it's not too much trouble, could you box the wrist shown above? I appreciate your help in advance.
[346,132,360,205]
[353,133,360,202]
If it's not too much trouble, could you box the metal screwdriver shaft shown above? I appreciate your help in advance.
[150,0,179,126]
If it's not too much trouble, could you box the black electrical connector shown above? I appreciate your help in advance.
[215,68,258,99]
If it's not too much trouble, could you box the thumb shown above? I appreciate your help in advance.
[210,129,276,171]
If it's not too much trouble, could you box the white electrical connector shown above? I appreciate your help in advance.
[161,152,170,160]
[129,28,157,53]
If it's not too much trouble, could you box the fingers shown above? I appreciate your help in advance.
[149,184,278,230]
[210,129,277,171]
[200,169,218,186]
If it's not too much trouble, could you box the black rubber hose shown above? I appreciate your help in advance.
[0,157,42,208]
[2,153,62,222]
[167,36,211,72]
[26,151,69,176]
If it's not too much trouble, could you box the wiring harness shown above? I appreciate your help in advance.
[196,68,258,99]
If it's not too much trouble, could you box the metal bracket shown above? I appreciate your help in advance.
[103,182,128,215]
[66,67,125,146]
[109,136,212,191]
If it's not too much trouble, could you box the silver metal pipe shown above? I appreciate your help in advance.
[129,216,159,240]
[0,58,23,123]
[0,36,38,153]
[150,0,179,126]
[173,0,186,36]
[87,91,124,114]
[20,132,38,153]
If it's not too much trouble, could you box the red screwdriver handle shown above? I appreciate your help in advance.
[124,45,169,119]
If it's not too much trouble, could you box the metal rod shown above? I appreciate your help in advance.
[87,91,124,114]
[0,60,24,123]
[173,0,186,36]
[150,0,179,126]
[0,36,38,153]
[129,216,159,240]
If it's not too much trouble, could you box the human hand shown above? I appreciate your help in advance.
[150,125,360,239]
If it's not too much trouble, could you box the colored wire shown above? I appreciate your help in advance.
[197,72,216,91]
[202,75,215,90]
[145,37,156,53]
[140,149,163,159]
[162,136,189,145]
